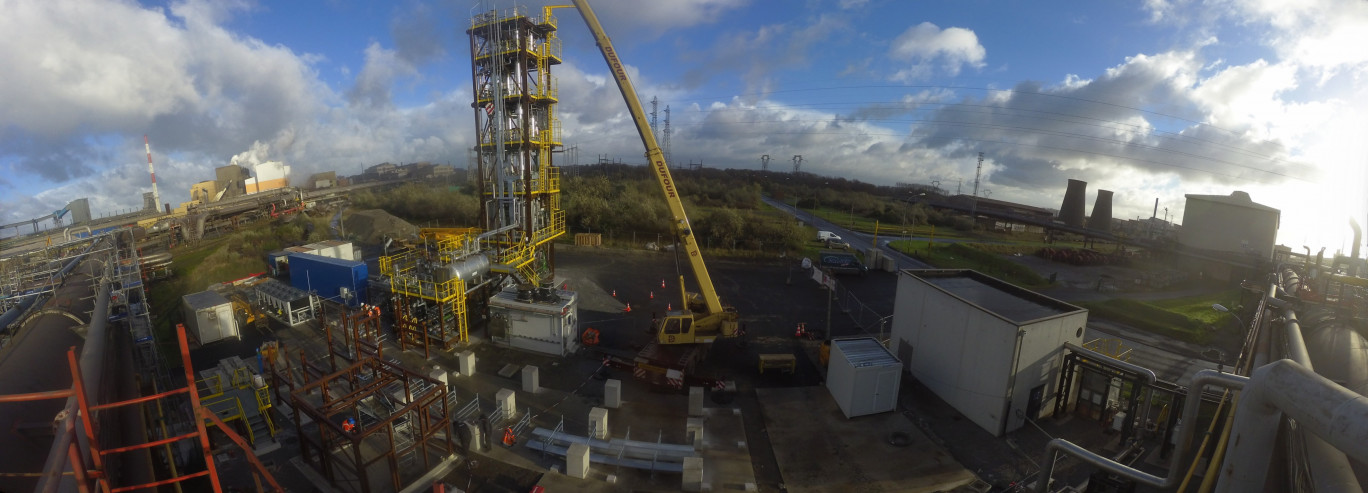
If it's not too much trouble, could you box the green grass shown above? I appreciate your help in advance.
[1150,289,1243,327]
[891,241,1047,287]
[1080,298,1211,345]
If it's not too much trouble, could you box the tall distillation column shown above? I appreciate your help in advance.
[468,5,566,286]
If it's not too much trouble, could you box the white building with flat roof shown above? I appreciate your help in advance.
[891,269,1088,436]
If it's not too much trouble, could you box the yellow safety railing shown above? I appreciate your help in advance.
[253,385,277,438]
[231,367,252,389]
[203,395,255,444]
[542,37,562,63]
[197,374,226,399]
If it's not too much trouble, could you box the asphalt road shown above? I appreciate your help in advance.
[760,196,933,270]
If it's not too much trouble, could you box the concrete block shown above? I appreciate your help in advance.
[686,417,705,449]
[428,367,448,386]
[604,379,621,408]
[689,386,704,417]
[567,443,590,479]
[496,388,516,422]
[588,407,609,440]
[522,365,539,393]
[744,482,758,492]
[606,474,617,484]
[457,351,476,376]
[682,456,704,492]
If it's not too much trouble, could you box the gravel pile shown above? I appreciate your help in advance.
[342,209,418,244]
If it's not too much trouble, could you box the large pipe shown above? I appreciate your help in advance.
[36,256,113,492]
[1217,360,1368,493]
[1064,342,1157,383]
[1036,370,1247,492]
[1283,309,1313,371]
[0,240,98,331]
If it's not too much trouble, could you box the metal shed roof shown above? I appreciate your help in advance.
[832,338,900,368]
[908,270,1084,325]
[183,290,230,310]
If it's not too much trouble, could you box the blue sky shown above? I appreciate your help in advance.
[1,0,1365,252]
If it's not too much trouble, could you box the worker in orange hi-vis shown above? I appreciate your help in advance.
[342,417,357,433]
[503,427,516,446]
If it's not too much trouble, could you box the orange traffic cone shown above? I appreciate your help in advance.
[623,303,632,313]
[667,303,671,311]
[612,289,617,297]
[661,279,666,289]
[650,291,654,300]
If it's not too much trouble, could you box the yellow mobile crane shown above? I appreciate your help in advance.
[571,0,739,345]
[568,0,740,384]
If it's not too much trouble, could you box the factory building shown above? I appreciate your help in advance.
[891,269,1088,437]
[1178,191,1280,261]
[66,198,91,224]
[245,161,290,194]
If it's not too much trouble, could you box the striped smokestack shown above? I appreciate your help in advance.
[1088,189,1114,231]
[1059,179,1087,228]
[145,135,161,214]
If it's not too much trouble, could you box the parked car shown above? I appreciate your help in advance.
[825,238,851,250]
[819,251,867,275]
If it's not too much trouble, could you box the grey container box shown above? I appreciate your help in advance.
[826,337,901,418]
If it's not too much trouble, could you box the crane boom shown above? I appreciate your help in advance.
[571,0,722,315]
[570,0,736,344]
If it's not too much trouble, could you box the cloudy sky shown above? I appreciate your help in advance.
[1,0,1365,252]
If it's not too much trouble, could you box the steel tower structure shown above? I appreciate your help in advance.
[468,5,566,286]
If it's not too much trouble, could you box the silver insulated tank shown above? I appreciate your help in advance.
[444,254,491,281]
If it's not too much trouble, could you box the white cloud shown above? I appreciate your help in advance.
[888,22,986,81]
[0,0,475,228]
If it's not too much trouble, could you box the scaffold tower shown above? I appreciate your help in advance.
[468,5,566,287]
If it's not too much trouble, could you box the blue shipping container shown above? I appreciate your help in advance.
[288,252,367,307]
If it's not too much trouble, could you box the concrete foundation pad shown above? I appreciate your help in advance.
[567,443,590,479]
[496,388,516,422]
[456,350,475,376]
[682,456,704,492]
[757,386,977,493]
[604,379,621,408]
[522,365,539,393]
[588,407,609,440]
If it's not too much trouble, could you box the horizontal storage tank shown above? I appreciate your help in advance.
[288,252,367,307]
[826,337,901,418]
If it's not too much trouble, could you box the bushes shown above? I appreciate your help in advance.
[351,184,479,225]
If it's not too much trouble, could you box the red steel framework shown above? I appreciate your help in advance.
[0,323,282,492]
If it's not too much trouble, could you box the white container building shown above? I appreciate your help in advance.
[891,269,1088,436]
[182,290,240,345]
[826,337,902,418]
[488,285,579,357]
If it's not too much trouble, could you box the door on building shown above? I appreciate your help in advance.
[874,371,897,413]
[1026,384,1045,420]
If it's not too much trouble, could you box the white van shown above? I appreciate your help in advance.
[817,230,841,242]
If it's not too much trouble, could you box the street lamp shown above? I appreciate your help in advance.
[1211,303,1245,331]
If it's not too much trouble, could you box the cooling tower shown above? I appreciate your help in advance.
[1059,179,1088,228]
[1088,189,1114,231]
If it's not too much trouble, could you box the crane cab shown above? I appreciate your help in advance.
[656,309,739,345]
[658,312,701,344]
